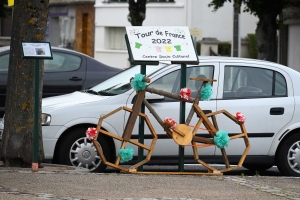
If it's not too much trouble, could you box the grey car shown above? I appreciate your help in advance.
[0,46,122,117]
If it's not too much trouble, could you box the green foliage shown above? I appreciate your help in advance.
[218,42,231,56]
[208,0,299,18]
[247,34,258,59]
[196,41,201,55]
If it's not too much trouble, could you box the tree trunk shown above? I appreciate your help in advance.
[0,0,49,167]
[128,0,147,26]
[255,14,277,62]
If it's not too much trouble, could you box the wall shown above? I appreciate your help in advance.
[287,24,300,71]
[94,0,259,69]
[94,0,188,68]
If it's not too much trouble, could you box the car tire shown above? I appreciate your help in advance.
[242,163,273,172]
[57,127,110,173]
[276,133,300,177]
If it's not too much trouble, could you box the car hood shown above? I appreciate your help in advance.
[42,91,112,112]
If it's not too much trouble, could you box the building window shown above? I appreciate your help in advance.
[109,27,127,50]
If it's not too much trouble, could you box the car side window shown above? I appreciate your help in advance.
[0,54,9,72]
[44,52,81,72]
[223,66,287,98]
[150,70,180,93]
[187,66,214,98]
[149,65,214,101]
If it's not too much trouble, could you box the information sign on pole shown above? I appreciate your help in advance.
[22,42,53,59]
[126,26,198,63]
[21,42,52,172]
[125,26,198,172]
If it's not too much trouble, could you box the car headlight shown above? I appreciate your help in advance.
[41,113,51,126]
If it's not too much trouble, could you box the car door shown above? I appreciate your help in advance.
[125,63,219,159]
[216,62,294,156]
[42,50,87,98]
[0,51,9,116]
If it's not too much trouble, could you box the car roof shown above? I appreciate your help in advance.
[0,46,94,58]
[197,56,299,74]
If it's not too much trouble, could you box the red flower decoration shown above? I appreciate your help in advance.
[164,117,177,130]
[86,127,97,140]
[236,112,246,123]
[179,88,192,101]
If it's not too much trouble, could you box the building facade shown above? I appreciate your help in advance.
[94,0,258,68]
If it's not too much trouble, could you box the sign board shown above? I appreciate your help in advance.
[189,28,202,38]
[21,42,53,59]
[126,26,198,62]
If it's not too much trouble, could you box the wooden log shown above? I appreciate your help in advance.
[195,158,220,173]
[192,118,203,136]
[115,141,127,165]
[191,141,199,160]
[185,82,203,125]
[190,77,217,82]
[211,115,219,131]
[229,133,246,140]
[123,90,146,141]
[146,87,194,103]
[237,145,251,167]
[220,148,230,168]
[192,136,214,144]
[143,99,173,138]
[99,129,123,141]
[222,110,240,124]
[93,140,107,163]
[193,104,217,136]
[128,139,151,151]
[220,166,241,173]
[128,171,222,175]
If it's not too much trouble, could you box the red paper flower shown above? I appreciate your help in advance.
[179,88,191,101]
[236,112,246,123]
[164,117,177,130]
[86,127,97,140]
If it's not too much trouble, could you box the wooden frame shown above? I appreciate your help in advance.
[92,77,250,175]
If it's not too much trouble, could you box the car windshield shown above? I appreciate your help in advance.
[89,63,169,96]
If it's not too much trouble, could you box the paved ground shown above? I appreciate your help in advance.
[0,164,299,200]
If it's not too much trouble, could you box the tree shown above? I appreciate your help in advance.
[128,0,147,26]
[208,0,300,62]
[1,0,49,167]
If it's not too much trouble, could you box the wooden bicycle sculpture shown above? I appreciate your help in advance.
[89,75,251,175]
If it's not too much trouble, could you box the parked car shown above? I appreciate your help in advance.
[0,46,122,117]
[33,57,300,176]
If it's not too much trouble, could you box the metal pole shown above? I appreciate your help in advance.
[178,63,186,172]
[138,65,146,171]
[32,59,39,172]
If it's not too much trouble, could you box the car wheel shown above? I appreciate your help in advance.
[276,134,300,177]
[242,163,273,172]
[57,127,110,173]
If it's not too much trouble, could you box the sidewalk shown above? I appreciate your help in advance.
[0,163,300,200]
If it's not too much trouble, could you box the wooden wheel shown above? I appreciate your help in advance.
[172,124,193,145]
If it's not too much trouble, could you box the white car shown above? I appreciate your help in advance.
[41,56,300,177]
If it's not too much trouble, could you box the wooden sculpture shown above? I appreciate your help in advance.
[91,75,251,175]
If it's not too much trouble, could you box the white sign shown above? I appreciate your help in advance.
[22,42,52,59]
[126,26,198,62]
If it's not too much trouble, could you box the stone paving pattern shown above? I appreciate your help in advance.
[0,164,299,200]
